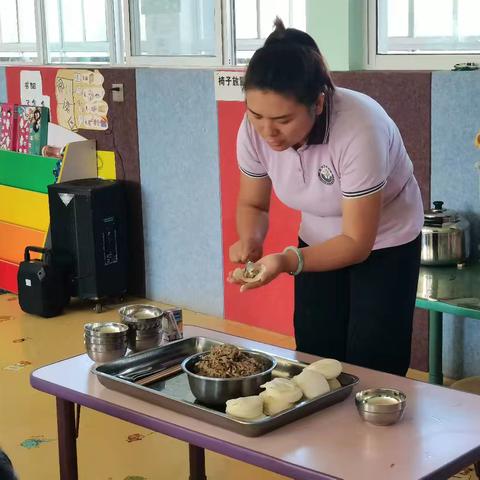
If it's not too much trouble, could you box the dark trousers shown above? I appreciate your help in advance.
[294,234,421,376]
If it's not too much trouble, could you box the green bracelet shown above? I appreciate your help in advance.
[283,246,304,276]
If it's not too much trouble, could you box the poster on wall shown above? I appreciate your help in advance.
[0,104,16,151]
[20,70,51,108]
[15,105,49,155]
[55,69,108,131]
[214,71,245,101]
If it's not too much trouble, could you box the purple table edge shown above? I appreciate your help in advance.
[30,325,480,480]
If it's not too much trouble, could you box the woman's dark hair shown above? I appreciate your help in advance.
[244,17,334,107]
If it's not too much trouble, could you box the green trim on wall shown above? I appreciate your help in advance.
[0,150,57,193]
[306,0,365,71]
[348,0,366,70]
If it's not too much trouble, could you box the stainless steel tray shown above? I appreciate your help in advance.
[93,336,359,436]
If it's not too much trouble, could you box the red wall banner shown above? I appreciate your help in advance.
[5,66,59,123]
[218,100,300,336]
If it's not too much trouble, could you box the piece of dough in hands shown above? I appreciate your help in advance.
[305,358,342,380]
[232,264,266,283]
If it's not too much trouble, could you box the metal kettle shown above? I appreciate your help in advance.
[421,201,470,266]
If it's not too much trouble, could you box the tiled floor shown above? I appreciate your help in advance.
[0,293,478,480]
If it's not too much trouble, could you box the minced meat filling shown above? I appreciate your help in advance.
[194,344,264,378]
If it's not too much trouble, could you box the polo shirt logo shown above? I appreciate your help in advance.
[318,165,335,185]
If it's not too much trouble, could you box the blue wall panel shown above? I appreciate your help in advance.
[0,67,6,102]
[136,69,224,317]
[431,71,480,378]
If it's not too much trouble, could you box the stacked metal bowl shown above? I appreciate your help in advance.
[118,304,164,352]
[84,322,128,363]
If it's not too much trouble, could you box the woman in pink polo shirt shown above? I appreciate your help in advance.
[228,19,424,376]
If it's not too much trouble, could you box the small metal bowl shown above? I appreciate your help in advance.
[84,322,128,363]
[118,304,163,330]
[355,388,406,426]
[181,349,277,406]
[84,322,129,336]
[128,331,162,352]
[85,344,127,363]
[119,305,164,352]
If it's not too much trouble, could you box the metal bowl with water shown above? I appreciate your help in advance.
[355,388,406,426]
[181,349,277,406]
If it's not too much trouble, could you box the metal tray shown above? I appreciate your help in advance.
[93,336,359,436]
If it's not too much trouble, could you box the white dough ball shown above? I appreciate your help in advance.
[259,391,294,416]
[293,369,330,399]
[305,358,342,380]
[327,378,342,390]
[225,395,264,420]
[260,377,303,403]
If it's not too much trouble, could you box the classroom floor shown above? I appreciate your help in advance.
[0,292,478,480]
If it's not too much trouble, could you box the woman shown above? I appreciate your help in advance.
[228,19,424,376]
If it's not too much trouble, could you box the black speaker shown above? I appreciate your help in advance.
[47,178,128,301]
[17,246,70,318]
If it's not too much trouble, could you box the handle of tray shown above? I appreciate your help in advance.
[136,364,183,385]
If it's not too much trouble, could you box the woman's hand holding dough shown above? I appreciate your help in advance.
[228,253,288,292]
[229,239,263,264]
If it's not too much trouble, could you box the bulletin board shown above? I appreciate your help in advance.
[2,66,145,296]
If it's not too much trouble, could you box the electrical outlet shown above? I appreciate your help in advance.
[112,83,124,102]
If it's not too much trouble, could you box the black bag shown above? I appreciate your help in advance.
[17,246,70,318]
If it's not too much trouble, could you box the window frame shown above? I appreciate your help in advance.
[43,0,118,65]
[234,0,305,63]
[367,0,480,70]
[2,0,478,70]
[123,0,228,67]
[0,0,298,68]
[0,0,40,64]
[0,0,121,66]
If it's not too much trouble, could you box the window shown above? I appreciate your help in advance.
[125,0,224,66]
[370,0,480,69]
[234,0,306,65]
[45,0,114,63]
[0,0,38,63]
[0,0,117,64]
[0,0,305,67]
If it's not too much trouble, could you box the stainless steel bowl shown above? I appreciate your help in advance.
[119,304,164,352]
[181,349,277,406]
[85,344,127,363]
[118,304,163,329]
[84,322,129,336]
[355,388,406,426]
[127,330,162,352]
[84,335,126,346]
[84,322,128,363]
